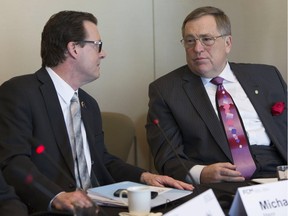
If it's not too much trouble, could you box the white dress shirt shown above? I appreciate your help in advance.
[46,67,92,175]
[189,62,270,184]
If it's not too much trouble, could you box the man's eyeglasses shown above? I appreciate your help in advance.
[180,34,229,47]
[75,40,103,53]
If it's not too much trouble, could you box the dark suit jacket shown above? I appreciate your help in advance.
[0,68,144,213]
[0,171,28,216]
[146,62,287,181]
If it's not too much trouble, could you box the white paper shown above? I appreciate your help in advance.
[229,180,288,216]
[251,178,278,184]
[164,189,225,216]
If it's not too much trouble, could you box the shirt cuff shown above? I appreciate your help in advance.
[187,165,206,184]
[48,191,65,211]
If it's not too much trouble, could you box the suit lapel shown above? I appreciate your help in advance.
[78,92,94,157]
[78,91,105,186]
[232,64,284,151]
[182,69,233,160]
[77,91,100,169]
[36,69,75,177]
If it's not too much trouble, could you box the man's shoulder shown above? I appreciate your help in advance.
[229,62,277,71]
[0,68,50,98]
[229,62,283,82]
[1,68,45,87]
[151,65,189,84]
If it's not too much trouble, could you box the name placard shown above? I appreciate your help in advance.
[164,189,225,216]
[229,180,288,216]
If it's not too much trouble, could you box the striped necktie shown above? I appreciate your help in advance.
[70,93,91,190]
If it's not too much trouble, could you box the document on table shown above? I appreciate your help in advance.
[251,178,278,184]
[87,181,192,208]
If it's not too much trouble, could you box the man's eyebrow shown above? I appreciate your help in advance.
[184,33,212,38]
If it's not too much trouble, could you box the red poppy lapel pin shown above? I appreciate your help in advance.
[271,102,285,116]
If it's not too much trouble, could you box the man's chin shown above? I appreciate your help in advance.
[189,66,212,78]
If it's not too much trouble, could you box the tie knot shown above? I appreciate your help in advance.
[71,93,79,103]
[210,77,224,86]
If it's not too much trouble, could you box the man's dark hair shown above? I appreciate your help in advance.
[41,10,97,67]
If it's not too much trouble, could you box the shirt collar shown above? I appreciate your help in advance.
[201,62,237,85]
[46,67,77,104]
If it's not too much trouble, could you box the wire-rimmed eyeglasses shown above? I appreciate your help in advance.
[180,34,229,47]
[75,40,103,53]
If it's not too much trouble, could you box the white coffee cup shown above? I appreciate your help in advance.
[120,186,151,215]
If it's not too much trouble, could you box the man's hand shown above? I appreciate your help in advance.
[51,190,94,212]
[200,162,245,183]
[140,172,194,190]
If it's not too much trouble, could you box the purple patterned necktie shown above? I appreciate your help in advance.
[211,77,256,179]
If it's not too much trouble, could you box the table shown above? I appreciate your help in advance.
[96,181,256,216]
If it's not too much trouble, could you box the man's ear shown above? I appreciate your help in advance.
[225,35,232,47]
[225,35,232,53]
[67,41,78,58]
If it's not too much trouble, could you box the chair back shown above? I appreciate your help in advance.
[101,112,137,164]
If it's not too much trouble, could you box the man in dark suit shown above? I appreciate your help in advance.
[0,171,28,216]
[0,11,192,214]
[146,6,287,184]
